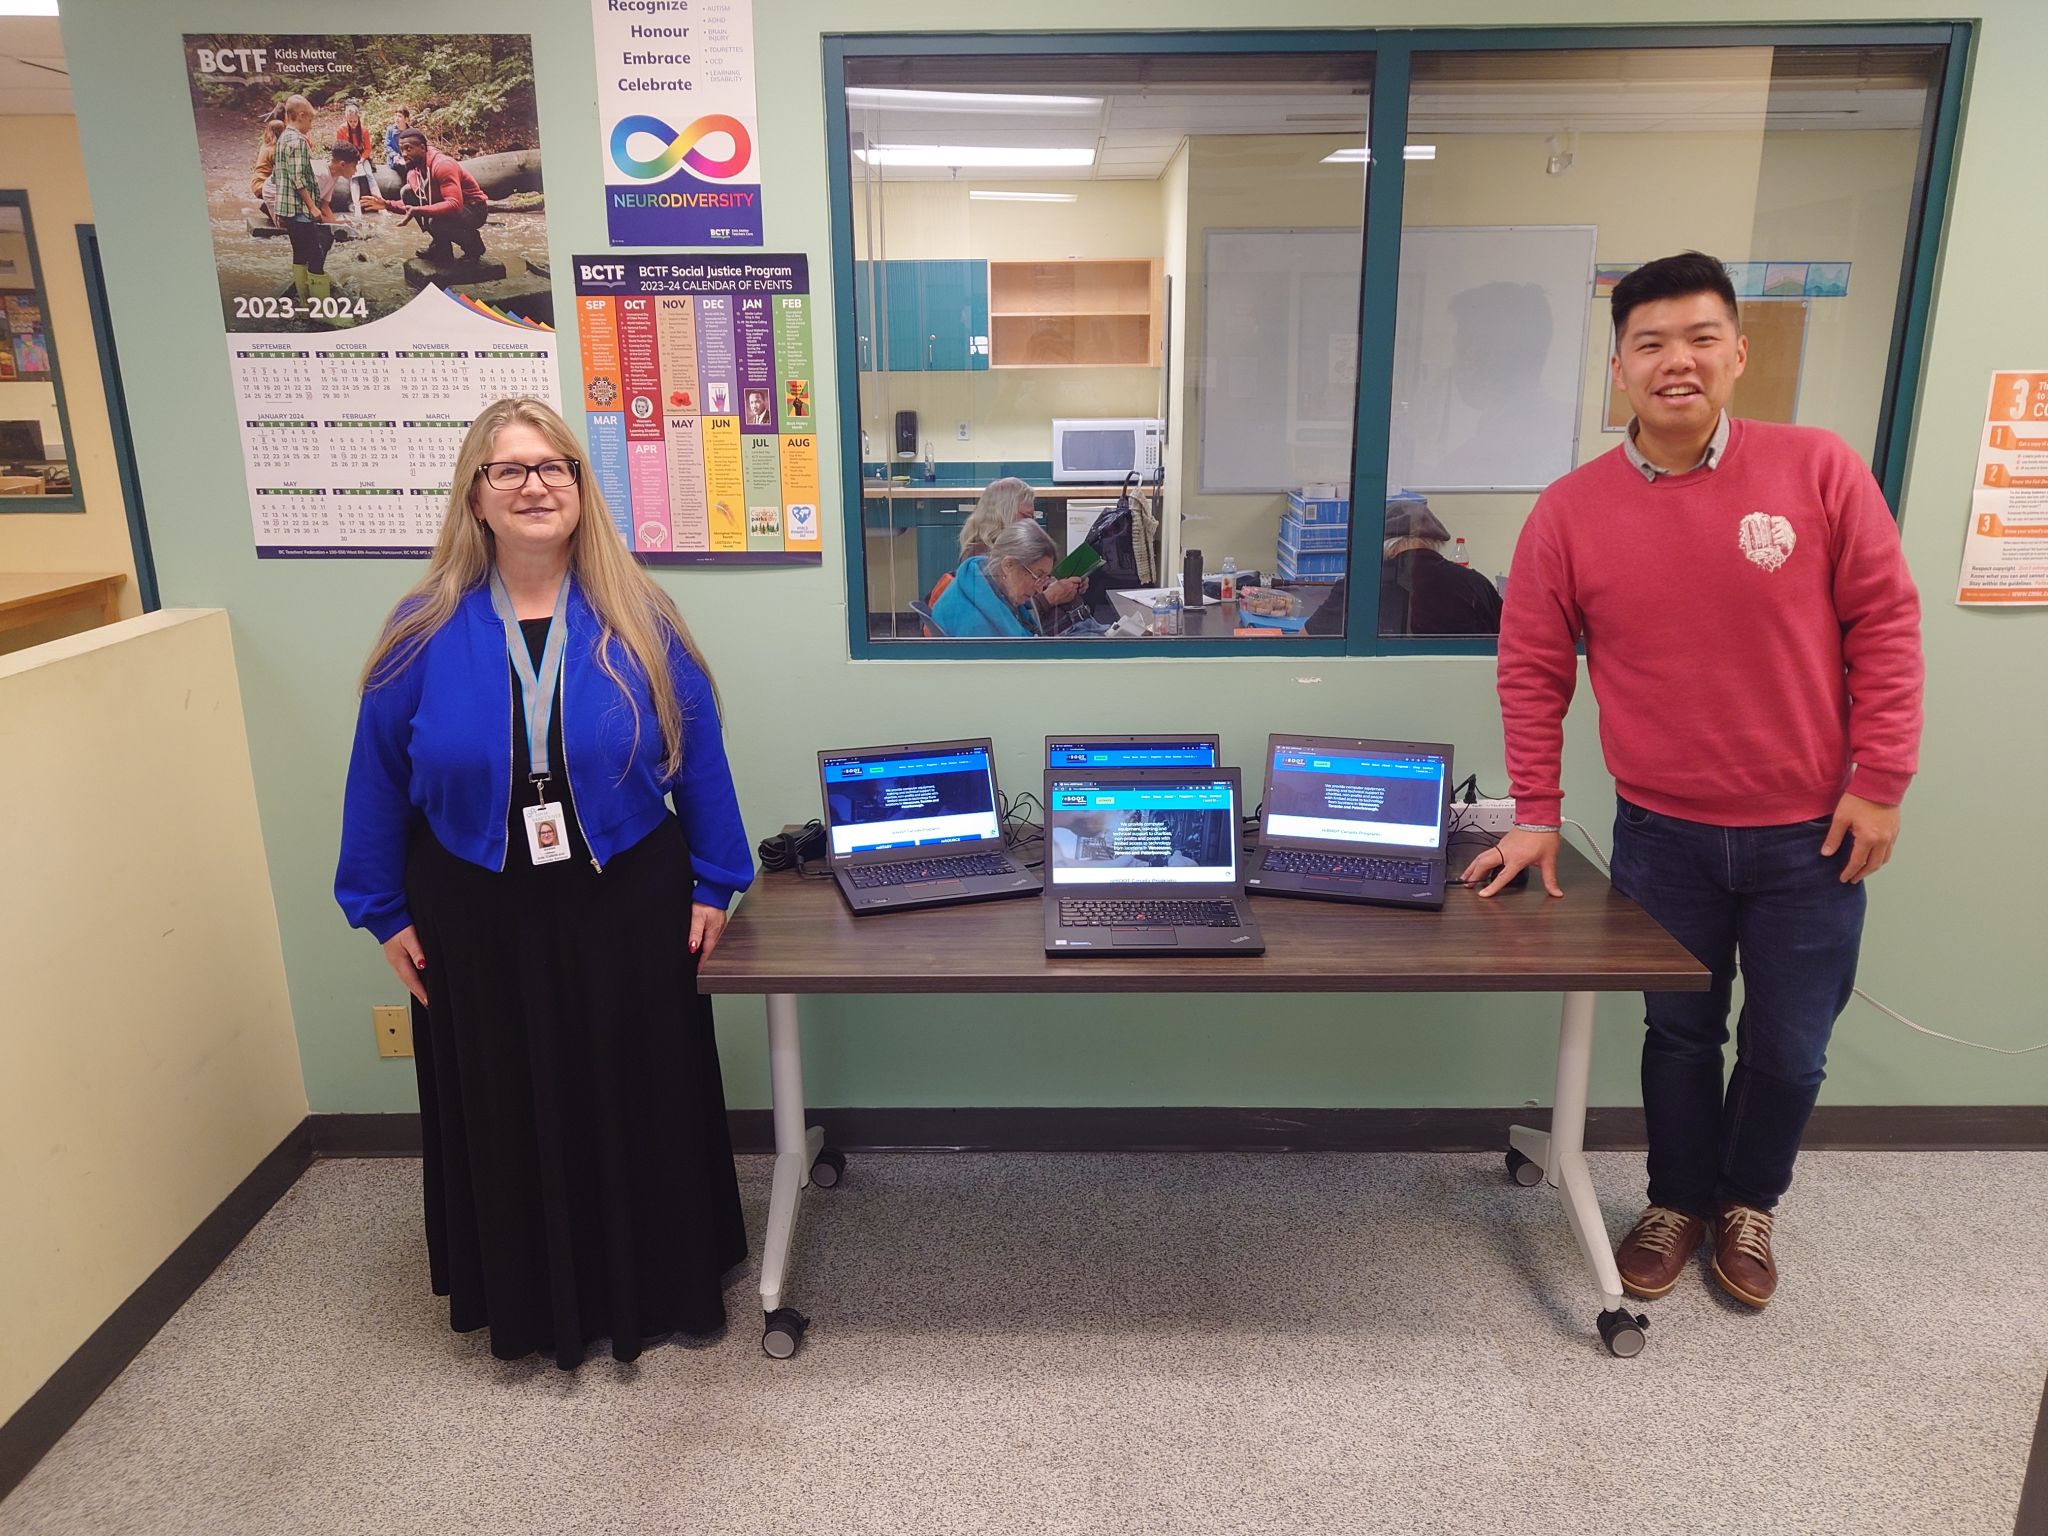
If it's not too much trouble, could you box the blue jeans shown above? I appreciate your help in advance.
[1609,797,1865,1217]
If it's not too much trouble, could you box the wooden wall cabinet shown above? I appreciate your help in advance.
[988,259,1161,369]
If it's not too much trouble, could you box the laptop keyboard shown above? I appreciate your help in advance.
[1058,899,1242,928]
[848,852,1017,888]
[1261,848,1434,885]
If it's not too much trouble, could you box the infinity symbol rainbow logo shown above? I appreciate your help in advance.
[610,114,752,181]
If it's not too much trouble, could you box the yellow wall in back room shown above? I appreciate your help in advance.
[0,114,139,654]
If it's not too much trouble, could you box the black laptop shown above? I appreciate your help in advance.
[1248,735,1454,910]
[1042,765,1264,955]
[818,738,1040,914]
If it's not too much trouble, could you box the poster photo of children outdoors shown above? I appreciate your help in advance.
[184,34,551,332]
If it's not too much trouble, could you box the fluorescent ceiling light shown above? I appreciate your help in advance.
[968,190,1079,203]
[854,145,1097,168]
[1320,145,1437,163]
[0,0,60,13]
[847,87,1102,114]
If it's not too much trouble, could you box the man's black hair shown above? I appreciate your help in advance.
[397,127,428,147]
[330,141,361,163]
[1610,251,1738,339]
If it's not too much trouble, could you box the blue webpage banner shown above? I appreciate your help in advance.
[1271,748,1444,783]
[1049,783,1233,812]
[823,749,989,784]
[1048,743,1218,769]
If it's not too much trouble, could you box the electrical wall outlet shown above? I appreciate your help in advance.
[1454,798,1517,836]
[955,420,971,441]
[373,1004,413,1059]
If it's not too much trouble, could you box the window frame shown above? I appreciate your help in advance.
[0,189,87,515]
[822,23,1971,660]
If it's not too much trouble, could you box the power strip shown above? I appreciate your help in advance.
[1452,798,1517,836]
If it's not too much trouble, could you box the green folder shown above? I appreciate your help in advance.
[1051,542,1104,581]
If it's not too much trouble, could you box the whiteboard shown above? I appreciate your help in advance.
[1387,225,1597,492]
[1197,224,1596,495]
[1199,229,1362,494]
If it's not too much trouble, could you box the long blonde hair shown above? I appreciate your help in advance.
[359,397,715,781]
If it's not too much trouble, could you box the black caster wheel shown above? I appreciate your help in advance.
[762,1307,810,1360]
[1505,1148,1544,1187]
[810,1147,847,1189]
[1596,1306,1649,1358]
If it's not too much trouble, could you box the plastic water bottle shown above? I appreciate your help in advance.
[1453,537,1470,567]
[1219,554,1238,601]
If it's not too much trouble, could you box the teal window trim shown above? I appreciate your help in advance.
[824,22,1969,661]
[0,189,86,515]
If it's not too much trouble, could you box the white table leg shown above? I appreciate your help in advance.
[759,992,822,1317]
[1547,989,1627,1312]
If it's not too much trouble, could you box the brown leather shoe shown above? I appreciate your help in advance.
[1615,1205,1707,1300]
[1713,1202,1779,1308]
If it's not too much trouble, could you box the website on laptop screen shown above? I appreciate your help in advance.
[1263,745,1447,851]
[823,747,1001,856]
[1046,778,1237,885]
[1046,740,1218,769]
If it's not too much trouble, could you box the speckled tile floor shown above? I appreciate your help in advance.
[3,1150,2042,1536]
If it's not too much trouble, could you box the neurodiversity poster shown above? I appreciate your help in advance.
[184,34,558,556]
[572,254,819,564]
[591,0,763,246]
[1955,371,2048,606]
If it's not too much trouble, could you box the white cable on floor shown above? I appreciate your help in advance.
[1555,818,2047,1057]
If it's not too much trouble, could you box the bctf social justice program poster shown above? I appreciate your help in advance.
[1955,370,2048,606]
[185,34,558,556]
[592,0,763,246]
[572,254,818,564]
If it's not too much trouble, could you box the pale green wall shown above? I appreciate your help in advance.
[59,1,2048,1114]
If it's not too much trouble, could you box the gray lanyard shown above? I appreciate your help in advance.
[487,570,570,802]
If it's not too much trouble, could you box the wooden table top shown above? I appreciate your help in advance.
[0,571,124,613]
[699,845,1707,996]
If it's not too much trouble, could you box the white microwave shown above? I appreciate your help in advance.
[1051,418,1163,485]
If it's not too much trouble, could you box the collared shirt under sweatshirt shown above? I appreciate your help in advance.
[1497,416,1923,829]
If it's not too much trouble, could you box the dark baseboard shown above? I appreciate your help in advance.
[0,1121,312,1503]
[722,1103,2048,1154]
[309,1112,423,1157]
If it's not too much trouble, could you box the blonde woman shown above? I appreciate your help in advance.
[337,397,752,1369]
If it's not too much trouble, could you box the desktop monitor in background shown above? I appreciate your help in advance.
[819,741,1004,858]
[1044,773,1240,885]
[0,421,46,461]
[1260,739,1450,852]
[1044,734,1220,770]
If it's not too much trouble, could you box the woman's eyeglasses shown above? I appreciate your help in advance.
[478,458,582,491]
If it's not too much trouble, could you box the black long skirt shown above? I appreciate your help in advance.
[404,814,747,1369]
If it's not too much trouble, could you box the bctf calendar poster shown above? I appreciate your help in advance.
[572,254,820,565]
[184,33,559,556]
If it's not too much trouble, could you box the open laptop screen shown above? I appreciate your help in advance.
[1046,776,1238,885]
[822,745,1002,856]
[1263,743,1448,852]
[1045,737,1218,770]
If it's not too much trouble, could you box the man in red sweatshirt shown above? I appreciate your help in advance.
[1464,251,1923,1310]
[394,127,489,268]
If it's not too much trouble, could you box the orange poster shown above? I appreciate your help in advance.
[578,296,621,414]
[1956,370,2048,605]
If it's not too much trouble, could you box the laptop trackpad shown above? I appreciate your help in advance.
[1113,928,1172,946]
[916,879,966,894]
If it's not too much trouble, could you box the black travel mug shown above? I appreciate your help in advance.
[1182,548,1203,607]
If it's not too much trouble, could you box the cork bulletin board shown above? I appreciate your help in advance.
[1604,298,1809,430]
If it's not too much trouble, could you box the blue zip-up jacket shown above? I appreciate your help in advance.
[930,555,1040,638]
[336,580,753,943]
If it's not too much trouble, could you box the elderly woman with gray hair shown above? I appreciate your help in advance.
[930,517,1063,637]
[1377,495,1504,636]
[943,476,1089,611]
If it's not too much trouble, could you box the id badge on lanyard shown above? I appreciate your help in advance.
[489,570,573,866]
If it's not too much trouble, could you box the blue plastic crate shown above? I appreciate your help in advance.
[1276,546,1348,582]
[1279,511,1348,554]
[1286,491,1350,524]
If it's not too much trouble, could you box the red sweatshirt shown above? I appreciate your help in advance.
[1498,418,1923,828]
[413,149,488,218]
